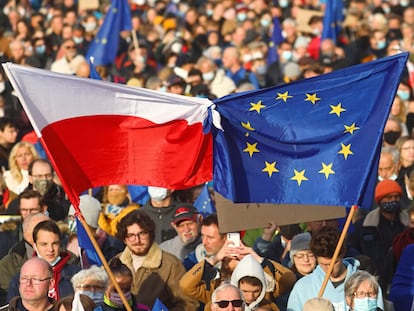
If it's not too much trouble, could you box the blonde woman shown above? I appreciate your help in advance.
[3,141,39,194]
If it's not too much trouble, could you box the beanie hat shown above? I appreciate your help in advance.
[374,179,402,204]
[68,195,102,228]
[289,232,312,263]
[303,298,334,311]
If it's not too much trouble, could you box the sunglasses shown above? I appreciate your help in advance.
[214,300,243,308]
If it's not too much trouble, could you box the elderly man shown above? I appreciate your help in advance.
[116,209,198,310]
[160,204,202,261]
[8,257,55,311]
[351,179,409,290]
[211,283,244,311]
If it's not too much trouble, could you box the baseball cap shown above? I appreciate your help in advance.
[172,205,197,225]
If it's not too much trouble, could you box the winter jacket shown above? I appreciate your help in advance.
[8,296,55,311]
[118,242,198,311]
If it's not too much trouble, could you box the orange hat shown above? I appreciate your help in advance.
[374,179,402,204]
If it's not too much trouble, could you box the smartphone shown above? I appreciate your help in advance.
[227,232,241,248]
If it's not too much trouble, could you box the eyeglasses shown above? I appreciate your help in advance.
[126,231,149,241]
[294,252,315,260]
[20,276,52,285]
[214,300,243,308]
[31,173,53,179]
[353,291,377,299]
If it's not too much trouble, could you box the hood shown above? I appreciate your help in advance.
[230,255,266,310]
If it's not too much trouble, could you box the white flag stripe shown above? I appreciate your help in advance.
[3,63,214,134]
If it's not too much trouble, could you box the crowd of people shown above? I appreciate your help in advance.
[0,0,413,310]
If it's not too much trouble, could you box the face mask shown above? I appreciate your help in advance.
[381,200,401,213]
[401,0,409,6]
[282,50,293,61]
[397,90,410,101]
[312,28,321,36]
[378,173,397,181]
[83,22,97,32]
[237,13,247,22]
[376,40,386,50]
[134,0,145,5]
[33,179,53,195]
[206,9,213,16]
[68,218,77,233]
[35,45,46,55]
[202,71,215,82]
[108,291,132,307]
[255,64,267,75]
[148,186,168,201]
[279,0,289,8]
[73,36,83,44]
[0,82,5,93]
[214,58,222,67]
[260,19,271,28]
[383,131,401,145]
[353,297,377,311]
[79,290,104,304]
[38,254,61,266]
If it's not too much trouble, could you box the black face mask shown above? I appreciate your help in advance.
[383,131,401,145]
[381,200,401,213]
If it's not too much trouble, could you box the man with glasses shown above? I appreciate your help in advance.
[18,190,46,219]
[287,227,366,311]
[50,38,86,75]
[116,209,198,310]
[211,283,244,311]
[7,257,55,310]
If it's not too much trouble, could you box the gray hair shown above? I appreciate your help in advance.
[71,265,109,289]
[344,270,379,299]
[211,282,244,306]
[381,146,399,164]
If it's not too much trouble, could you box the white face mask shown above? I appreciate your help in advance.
[202,71,215,82]
[148,186,168,201]
[0,82,5,93]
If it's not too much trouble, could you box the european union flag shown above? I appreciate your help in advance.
[212,53,408,209]
[76,218,102,266]
[86,0,132,66]
[88,57,102,80]
[151,298,168,311]
[194,183,216,217]
[321,0,344,43]
[128,185,149,205]
[267,17,284,64]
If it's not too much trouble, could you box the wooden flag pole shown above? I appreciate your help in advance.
[318,205,357,298]
[76,213,133,311]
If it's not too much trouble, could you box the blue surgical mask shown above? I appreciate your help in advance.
[353,297,377,311]
[255,64,267,75]
[279,0,289,7]
[376,40,386,50]
[202,71,215,82]
[397,90,410,101]
[79,290,104,304]
[237,13,247,22]
[35,45,46,55]
[73,36,83,44]
[282,50,293,61]
[260,19,271,28]
[148,186,168,201]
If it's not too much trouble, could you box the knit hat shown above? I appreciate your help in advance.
[374,179,402,204]
[303,298,334,311]
[289,232,312,262]
[68,195,102,228]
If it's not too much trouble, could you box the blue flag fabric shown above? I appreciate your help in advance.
[194,183,216,217]
[267,17,284,64]
[86,0,132,66]
[212,53,408,208]
[88,58,103,80]
[321,0,344,43]
[128,185,149,205]
[151,298,169,311]
[76,218,102,266]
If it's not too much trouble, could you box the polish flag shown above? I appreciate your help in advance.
[3,63,215,205]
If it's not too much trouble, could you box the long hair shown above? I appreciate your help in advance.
[8,141,39,183]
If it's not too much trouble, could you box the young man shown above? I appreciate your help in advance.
[0,117,18,171]
[7,220,80,302]
[116,209,198,310]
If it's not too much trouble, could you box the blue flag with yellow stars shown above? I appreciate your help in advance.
[86,0,132,66]
[194,183,216,217]
[321,0,344,43]
[212,53,408,209]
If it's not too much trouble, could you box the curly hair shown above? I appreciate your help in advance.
[310,227,346,258]
[116,209,155,244]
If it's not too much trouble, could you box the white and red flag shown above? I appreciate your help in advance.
[3,63,215,205]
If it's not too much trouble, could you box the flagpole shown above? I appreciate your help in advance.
[38,138,133,311]
[317,205,357,298]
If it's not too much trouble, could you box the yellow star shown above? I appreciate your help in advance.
[276,91,293,102]
[329,103,346,117]
[243,142,260,157]
[241,121,255,131]
[250,100,266,113]
[344,123,360,135]
[305,93,321,105]
[262,161,279,177]
[291,169,308,186]
[319,162,335,179]
[338,143,353,160]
